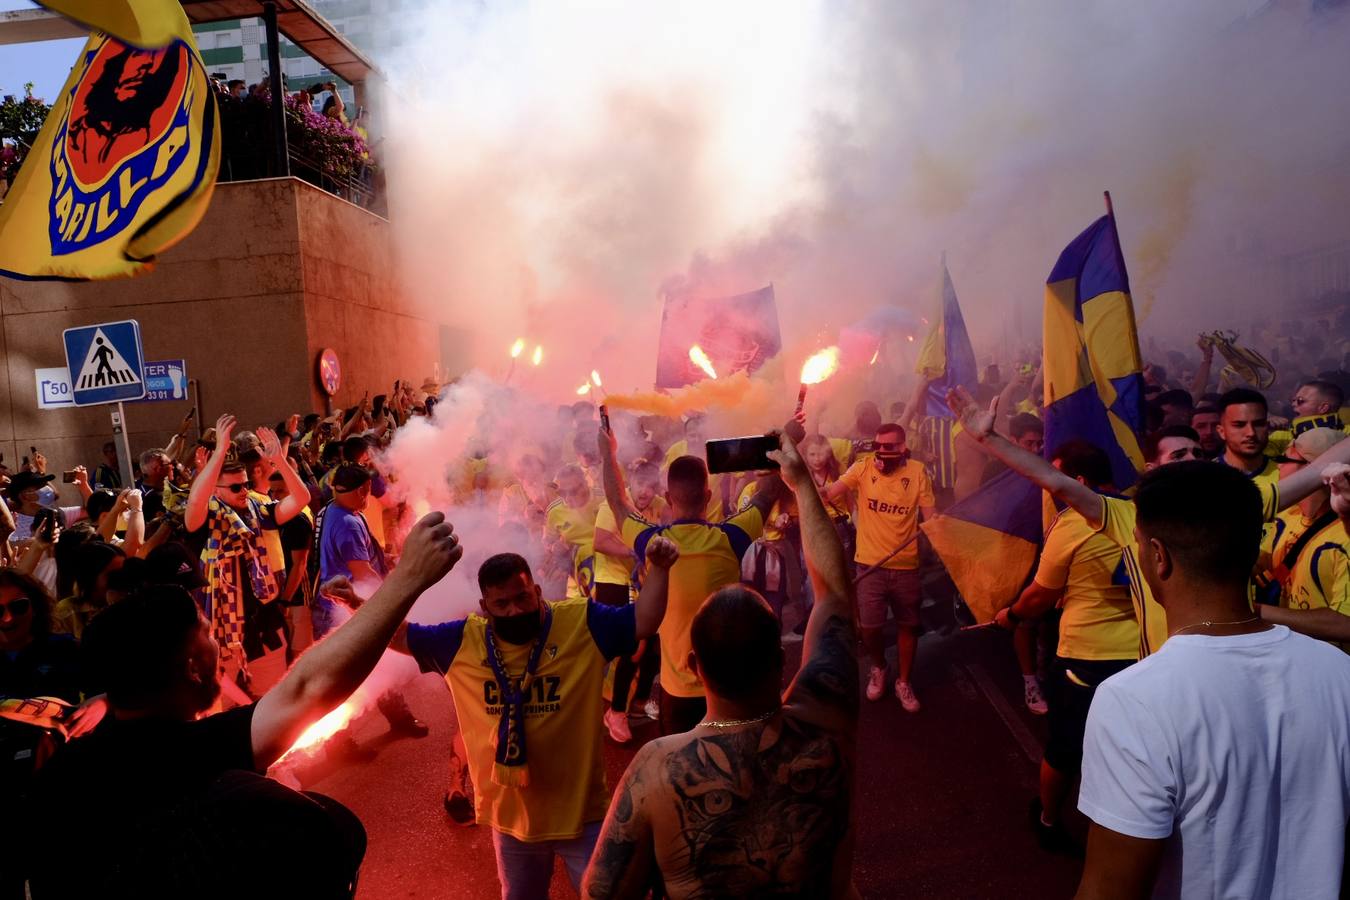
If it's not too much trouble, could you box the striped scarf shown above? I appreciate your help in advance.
[201,497,276,653]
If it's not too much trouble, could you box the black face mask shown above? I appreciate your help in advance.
[875,449,909,473]
[492,610,542,645]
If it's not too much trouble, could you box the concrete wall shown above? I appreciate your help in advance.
[0,177,444,492]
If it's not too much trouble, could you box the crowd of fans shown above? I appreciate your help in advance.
[2,310,1350,898]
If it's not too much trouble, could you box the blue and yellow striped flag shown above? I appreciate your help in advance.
[0,0,219,280]
[914,260,977,490]
[920,468,1043,623]
[1043,204,1145,490]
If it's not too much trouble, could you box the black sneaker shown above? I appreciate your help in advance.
[444,791,475,826]
[1029,799,1084,858]
[378,690,430,738]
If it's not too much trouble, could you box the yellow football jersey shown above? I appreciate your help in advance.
[406,597,636,840]
[836,457,934,570]
[1035,508,1137,660]
[546,497,600,599]
[620,506,764,698]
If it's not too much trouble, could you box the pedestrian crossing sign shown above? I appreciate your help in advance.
[62,320,147,406]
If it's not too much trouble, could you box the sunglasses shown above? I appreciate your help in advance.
[1271,455,1308,466]
[216,482,250,494]
[0,597,32,617]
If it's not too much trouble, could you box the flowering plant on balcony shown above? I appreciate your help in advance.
[283,92,370,181]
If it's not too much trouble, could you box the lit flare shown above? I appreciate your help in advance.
[689,345,718,380]
[799,346,840,385]
[577,383,591,395]
[590,370,603,387]
[509,338,526,358]
[531,345,543,366]
[286,701,357,755]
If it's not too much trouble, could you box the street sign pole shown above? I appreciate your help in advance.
[111,403,134,489]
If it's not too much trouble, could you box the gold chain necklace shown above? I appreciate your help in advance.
[701,709,779,729]
[1171,615,1261,637]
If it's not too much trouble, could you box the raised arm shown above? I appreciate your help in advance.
[633,535,678,640]
[597,419,637,524]
[1273,439,1350,512]
[185,414,235,534]
[771,428,858,730]
[250,513,462,768]
[258,427,308,525]
[583,743,659,899]
[948,387,1104,528]
[121,489,145,559]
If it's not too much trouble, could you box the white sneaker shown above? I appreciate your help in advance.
[1024,680,1048,715]
[866,666,886,701]
[895,680,921,713]
[643,699,659,721]
[603,708,632,743]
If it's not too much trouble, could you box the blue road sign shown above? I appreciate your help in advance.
[62,320,146,406]
[134,359,189,403]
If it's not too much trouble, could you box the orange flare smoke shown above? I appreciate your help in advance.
[689,345,718,380]
[799,346,841,385]
[606,371,773,419]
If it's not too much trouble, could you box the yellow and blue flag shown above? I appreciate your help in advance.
[914,260,977,490]
[1043,209,1145,489]
[0,0,219,280]
[920,468,1043,623]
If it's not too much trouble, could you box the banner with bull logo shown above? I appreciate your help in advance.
[0,1,219,280]
[654,284,783,389]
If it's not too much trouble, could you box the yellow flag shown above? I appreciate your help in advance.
[0,1,220,280]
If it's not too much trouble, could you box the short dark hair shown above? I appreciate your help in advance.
[1302,379,1345,410]
[85,489,119,521]
[1191,403,1219,419]
[342,435,371,462]
[477,553,532,593]
[1050,440,1112,488]
[876,422,906,442]
[1218,388,1267,416]
[102,441,116,453]
[219,461,247,477]
[667,456,709,507]
[72,540,126,600]
[1135,461,1263,585]
[629,460,661,486]
[303,413,322,431]
[82,586,205,709]
[1143,425,1200,464]
[1008,413,1044,439]
[1156,389,1194,410]
[690,585,783,701]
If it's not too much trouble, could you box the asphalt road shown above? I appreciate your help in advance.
[297,609,1084,899]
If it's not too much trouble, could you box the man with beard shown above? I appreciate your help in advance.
[823,422,935,711]
[583,428,859,899]
[1190,404,1223,459]
[390,540,679,900]
[22,513,463,899]
[1217,388,1279,488]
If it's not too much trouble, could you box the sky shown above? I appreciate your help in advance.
[0,3,80,101]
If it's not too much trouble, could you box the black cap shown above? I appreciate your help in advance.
[145,542,208,591]
[5,470,55,497]
[331,464,372,493]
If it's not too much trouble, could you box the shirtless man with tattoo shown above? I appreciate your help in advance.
[583,428,860,898]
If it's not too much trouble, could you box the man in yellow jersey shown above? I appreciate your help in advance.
[584,427,860,899]
[950,389,1350,658]
[995,441,1137,854]
[662,413,738,522]
[823,422,935,712]
[543,465,600,601]
[602,424,782,735]
[1258,430,1350,644]
[594,461,666,742]
[394,541,678,900]
[1217,388,1279,488]
[1267,380,1348,457]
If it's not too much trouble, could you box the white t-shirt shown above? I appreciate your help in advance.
[1079,625,1350,900]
